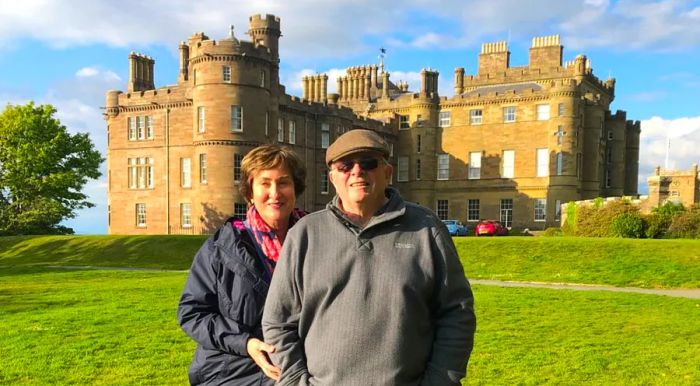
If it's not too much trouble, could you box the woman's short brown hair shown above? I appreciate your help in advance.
[238,144,307,202]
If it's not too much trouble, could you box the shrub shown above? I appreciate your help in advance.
[645,202,686,239]
[575,200,638,237]
[542,227,563,237]
[562,201,578,235]
[667,206,700,239]
[610,212,646,238]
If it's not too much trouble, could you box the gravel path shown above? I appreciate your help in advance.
[471,279,700,299]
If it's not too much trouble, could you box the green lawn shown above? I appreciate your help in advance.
[0,266,698,385]
[1,235,699,384]
[455,237,700,288]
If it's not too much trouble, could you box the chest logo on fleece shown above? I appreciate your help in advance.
[394,242,414,249]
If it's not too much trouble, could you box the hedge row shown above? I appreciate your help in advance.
[558,201,700,239]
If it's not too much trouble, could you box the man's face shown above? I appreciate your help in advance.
[329,151,392,211]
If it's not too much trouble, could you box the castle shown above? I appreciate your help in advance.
[105,14,640,234]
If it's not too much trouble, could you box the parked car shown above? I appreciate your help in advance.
[475,220,509,236]
[442,220,468,236]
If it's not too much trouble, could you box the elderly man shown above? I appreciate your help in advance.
[262,129,476,386]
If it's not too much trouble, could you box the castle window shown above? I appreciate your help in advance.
[469,152,481,179]
[608,131,613,140]
[399,115,410,130]
[536,148,549,177]
[416,159,422,180]
[135,203,147,227]
[234,153,243,182]
[260,70,266,88]
[128,157,153,189]
[198,106,205,133]
[503,106,516,123]
[416,134,422,153]
[500,199,513,228]
[534,198,546,222]
[199,154,207,184]
[145,116,153,139]
[223,66,231,82]
[136,116,144,140]
[556,152,563,175]
[436,200,448,220]
[439,111,451,127]
[468,199,480,222]
[558,103,565,116]
[288,120,296,144]
[277,118,284,142]
[320,171,329,194]
[502,150,514,178]
[536,104,550,121]
[470,109,483,125]
[231,105,243,132]
[181,203,192,228]
[397,157,409,182]
[128,117,136,140]
[234,203,247,219]
[181,158,192,188]
[321,123,330,148]
[389,143,394,157]
[437,154,449,180]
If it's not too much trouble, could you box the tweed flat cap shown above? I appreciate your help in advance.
[325,129,390,165]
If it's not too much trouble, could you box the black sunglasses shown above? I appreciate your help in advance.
[333,157,380,173]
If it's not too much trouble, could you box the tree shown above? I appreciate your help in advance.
[0,102,103,235]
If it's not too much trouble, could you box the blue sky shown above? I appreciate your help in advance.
[1,0,699,234]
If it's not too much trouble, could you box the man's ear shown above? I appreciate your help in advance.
[384,162,393,180]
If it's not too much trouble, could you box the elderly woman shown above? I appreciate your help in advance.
[178,144,306,385]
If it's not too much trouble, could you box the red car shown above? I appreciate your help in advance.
[475,220,509,236]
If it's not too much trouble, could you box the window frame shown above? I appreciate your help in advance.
[536,104,550,121]
[199,153,207,184]
[181,157,192,188]
[437,154,449,180]
[436,199,449,220]
[397,156,409,182]
[288,120,296,144]
[277,118,284,142]
[197,106,206,133]
[469,109,483,125]
[467,199,480,222]
[223,65,231,82]
[399,115,410,130]
[230,105,243,132]
[468,151,481,180]
[181,203,192,228]
[321,123,330,148]
[135,203,147,228]
[534,198,547,222]
[502,150,515,178]
[503,106,516,123]
[233,153,243,182]
[438,111,451,127]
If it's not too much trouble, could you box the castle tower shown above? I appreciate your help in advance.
[454,67,464,95]
[248,14,281,61]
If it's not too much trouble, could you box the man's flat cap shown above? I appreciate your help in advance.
[325,129,390,165]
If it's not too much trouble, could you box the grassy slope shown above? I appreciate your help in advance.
[2,235,698,288]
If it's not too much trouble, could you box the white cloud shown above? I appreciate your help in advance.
[638,115,700,192]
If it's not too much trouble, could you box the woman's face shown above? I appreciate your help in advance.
[251,166,296,230]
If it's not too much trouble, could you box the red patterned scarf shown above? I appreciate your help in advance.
[245,206,305,272]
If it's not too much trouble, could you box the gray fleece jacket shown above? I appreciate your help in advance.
[262,188,476,386]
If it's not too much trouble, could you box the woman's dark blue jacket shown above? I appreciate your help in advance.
[177,219,274,386]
